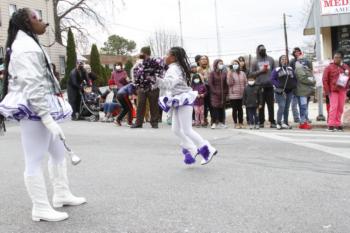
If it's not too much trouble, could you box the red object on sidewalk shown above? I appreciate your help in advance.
[299,122,312,130]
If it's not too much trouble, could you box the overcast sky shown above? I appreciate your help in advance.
[85,0,313,63]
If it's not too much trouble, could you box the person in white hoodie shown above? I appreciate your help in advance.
[158,47,218,165]
[0,8,86,222]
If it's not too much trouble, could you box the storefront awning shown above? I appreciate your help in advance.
[304,2,350,35]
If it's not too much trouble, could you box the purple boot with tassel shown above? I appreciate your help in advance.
[182,149,196,165]
[198,145,217,165]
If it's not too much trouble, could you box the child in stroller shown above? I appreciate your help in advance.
[79,82,101,121]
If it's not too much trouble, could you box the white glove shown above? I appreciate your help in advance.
[41,114,65,140]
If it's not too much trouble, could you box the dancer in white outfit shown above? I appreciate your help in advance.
[158,47,218,165]
[0,8,86,222]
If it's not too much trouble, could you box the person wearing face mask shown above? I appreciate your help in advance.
[227,60,247,129]
[295,56,316,130]
[271,55,297,130]
[132,46,166,129]
[251,45,276,128]
[67,61,90,120]
[0,9,86,222]
[243,74,263,130]
[323,51,350,132]
[197,55,212,126]
[100,79,121,122]
[111,62,129,90]
[209,59,228,129]
[191,72,207,127]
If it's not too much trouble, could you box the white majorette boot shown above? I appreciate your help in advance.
[198,143,218,165]
[24,174,68,222]
[48,159,87,208]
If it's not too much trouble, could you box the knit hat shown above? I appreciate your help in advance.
[108,79,116,86]
[190,62,198,68]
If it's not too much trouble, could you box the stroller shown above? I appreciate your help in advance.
[79,83,101,122]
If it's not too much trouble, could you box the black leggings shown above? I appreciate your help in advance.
[212,107,225,124]
[230,99,243,124]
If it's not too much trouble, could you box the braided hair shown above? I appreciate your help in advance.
[169,47,191,86]
[1,9,36,132]
[2,8,40,100]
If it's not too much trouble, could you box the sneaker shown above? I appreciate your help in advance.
[276,124,282,130]
[130,124,143,128]
[294,119,300,123]
[218,123,227,129]
[337,126,344,132]
[114,119,121,126]
[249,125,253,130]
[255,125,260,130]
[327,126,335,132]
[211,123,217,129]
[281,123,291,129]
[259,124,265,128]
[270,123,277,128]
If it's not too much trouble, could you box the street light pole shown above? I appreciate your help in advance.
[314,0,326,121]
[214,0,222,58]
[283,13,289,62]
[178,0,184,47]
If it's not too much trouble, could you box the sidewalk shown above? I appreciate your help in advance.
[224,102,350,129]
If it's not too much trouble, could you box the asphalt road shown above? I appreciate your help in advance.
[1,121,350,233]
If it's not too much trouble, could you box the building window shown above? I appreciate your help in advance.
[59,56,66,75]
[34,9,42,20]
[9,4,17,16]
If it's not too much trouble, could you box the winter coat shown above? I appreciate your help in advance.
[111,70,128,89]
[227,71,247,100]
[192,83,207,106]
[294,61,316,97]
[117,83,136,96]
[243,84,263,108]
[208,59,228,108]
[270,66,297,93]
[251,45,275,87]
[323,62,350,94]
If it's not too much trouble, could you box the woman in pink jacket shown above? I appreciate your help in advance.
[227,60,247,128]
[323,51,350,132]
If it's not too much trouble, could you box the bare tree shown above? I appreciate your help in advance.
[147,29,181,58]
[52,0,124,45]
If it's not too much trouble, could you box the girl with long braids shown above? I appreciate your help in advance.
[158,47,218,165]
[0,8,86,221]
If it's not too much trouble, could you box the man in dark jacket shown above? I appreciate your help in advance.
[67,61,90,120]
[251,45,276,128]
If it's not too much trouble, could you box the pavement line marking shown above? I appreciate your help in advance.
[242,130,350,160]
[293,139,350,144]
[274,132,350,138]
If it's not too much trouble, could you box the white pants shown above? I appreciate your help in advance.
[20,120,65,176]
[171,106,208,154]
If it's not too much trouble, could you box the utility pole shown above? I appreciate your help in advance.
[178,0,184,47]
[214,0,222,58]
[283,13,289,62]
[314,0,326,121]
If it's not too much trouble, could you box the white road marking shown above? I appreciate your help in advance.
[242,130,350,160]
